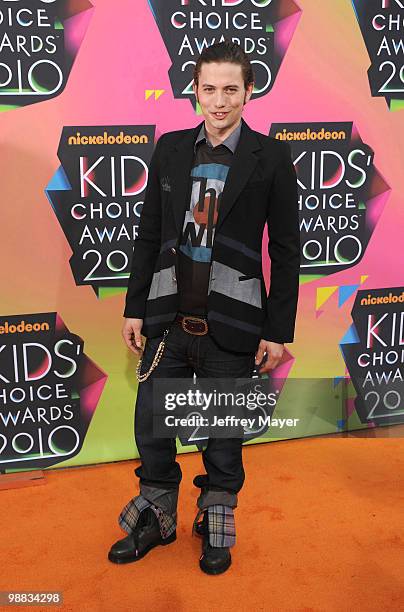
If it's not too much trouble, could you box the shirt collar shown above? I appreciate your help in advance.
[193,119,242,154]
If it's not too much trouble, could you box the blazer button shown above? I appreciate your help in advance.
[171,247,176,254]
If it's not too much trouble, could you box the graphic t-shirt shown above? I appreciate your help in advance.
[177,122,241,316]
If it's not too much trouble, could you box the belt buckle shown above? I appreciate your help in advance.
[181,315,208,336]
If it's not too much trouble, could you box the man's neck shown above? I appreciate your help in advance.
[204,118,242,148]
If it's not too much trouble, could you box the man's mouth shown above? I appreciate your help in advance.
[211,112,229,119]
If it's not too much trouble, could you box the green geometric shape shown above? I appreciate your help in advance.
[0,105,20,112]
[300,274,327,285]
[390,99,404,112]
[98,286,127,299]
[265,23,274,32]
[54,19,64,30]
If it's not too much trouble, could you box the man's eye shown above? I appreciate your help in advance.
[203,88,236,93]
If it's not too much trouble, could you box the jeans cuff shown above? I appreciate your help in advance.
[140,483,179,515]
[197,489,238,510]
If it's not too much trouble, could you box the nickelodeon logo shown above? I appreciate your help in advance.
[67,131,150,146]
[360,291,404,306]
[275,127,347,141]
[0,320,50,334]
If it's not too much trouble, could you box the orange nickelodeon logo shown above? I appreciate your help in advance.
[275,127,347,141]
[360,291,404,306]
[0,319,50,334]
[67,131,150,146]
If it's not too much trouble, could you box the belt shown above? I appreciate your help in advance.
[175,313,209,335]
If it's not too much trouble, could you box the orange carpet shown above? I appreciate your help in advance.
[1,436,403,611]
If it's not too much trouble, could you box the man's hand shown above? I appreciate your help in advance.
[255,339,284,374]
[122,318,144,354]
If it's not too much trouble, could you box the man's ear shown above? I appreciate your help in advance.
[245,83,254,104]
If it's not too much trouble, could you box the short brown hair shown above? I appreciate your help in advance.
[193,39,255,91]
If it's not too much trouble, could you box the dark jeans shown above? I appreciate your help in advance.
[133,315,256,509]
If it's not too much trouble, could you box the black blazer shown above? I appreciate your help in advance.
[124,117,300,352]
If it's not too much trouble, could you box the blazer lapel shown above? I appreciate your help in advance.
[168,116,263,237]
[215,117,262,234]
[169,120,203,236]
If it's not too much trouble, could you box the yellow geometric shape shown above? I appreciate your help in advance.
[316,286,338,309]
[360,275,368,284]
[145,90,154,100]
[154,89,164,100]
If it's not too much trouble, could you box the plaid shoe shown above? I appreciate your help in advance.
[118,494,177,539]
[197,510,232,575]
[193,504,236,547]
[108,507,176,564]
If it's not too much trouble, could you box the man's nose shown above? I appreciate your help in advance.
[214,93,226,107]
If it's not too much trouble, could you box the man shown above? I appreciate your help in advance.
[108,40,300,575]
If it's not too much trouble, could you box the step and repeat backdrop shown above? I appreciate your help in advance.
[1,0,403,473]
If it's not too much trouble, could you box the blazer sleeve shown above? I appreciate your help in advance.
[262,141,301,343]
[123,134,165,318]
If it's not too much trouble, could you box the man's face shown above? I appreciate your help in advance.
[193,61,253,133]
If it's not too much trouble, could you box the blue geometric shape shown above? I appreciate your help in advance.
[338,284,359,307]
[45,166,71,212]
[47,165,71,191]
[337,419,346,429]
[340,324,360,345]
